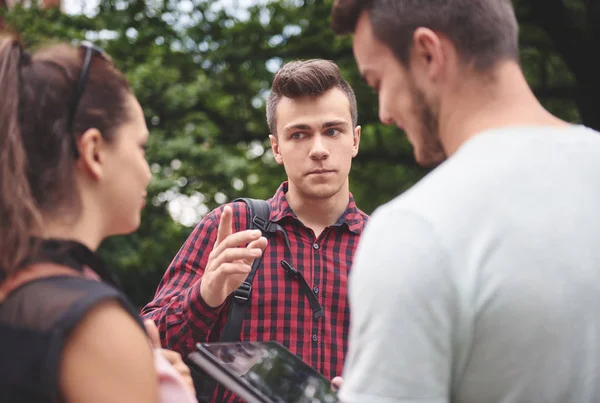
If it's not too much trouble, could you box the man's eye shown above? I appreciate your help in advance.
[291,132,304,140]
[326,128,340,136]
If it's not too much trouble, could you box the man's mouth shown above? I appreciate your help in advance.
[307,169,335,175]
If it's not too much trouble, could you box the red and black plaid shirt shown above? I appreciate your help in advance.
[141,182,368,402]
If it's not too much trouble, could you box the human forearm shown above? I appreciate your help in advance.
[142,283,224,355]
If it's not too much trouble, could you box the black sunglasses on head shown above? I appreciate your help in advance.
[66,42,110,159]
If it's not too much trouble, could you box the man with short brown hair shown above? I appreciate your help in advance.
[330,1,600,402]
[142,58,368,403]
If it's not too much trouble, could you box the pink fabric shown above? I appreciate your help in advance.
[153,349,198,403]
[82,266,101,281]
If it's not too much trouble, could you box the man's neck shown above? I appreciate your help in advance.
[285,181,350,238]
[439,60,569,156]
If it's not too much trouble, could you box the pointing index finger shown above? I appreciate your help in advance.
[215,205,233,248]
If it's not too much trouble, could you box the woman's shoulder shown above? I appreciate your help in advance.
[0,275,142,332]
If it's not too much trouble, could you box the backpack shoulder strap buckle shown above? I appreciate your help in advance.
[233,282,252,303]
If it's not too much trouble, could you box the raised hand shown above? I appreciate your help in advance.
[200,205,269,307]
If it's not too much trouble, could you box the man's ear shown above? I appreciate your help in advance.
[269,134,284,165]
[77,128,106,180]
[412,27,445,81]
[352,125,361,158]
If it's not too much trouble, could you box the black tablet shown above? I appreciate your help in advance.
[187,341,339,403]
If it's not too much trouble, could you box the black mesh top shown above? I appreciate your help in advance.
[0,239,143,403]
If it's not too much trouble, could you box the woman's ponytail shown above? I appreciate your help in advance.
[0,37,41,279]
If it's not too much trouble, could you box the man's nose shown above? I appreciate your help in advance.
[379,107,394,126]
[309,135,330,160]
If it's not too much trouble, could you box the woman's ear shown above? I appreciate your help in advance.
[77,128,106,180]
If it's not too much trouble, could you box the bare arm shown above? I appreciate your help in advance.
[59,300,159,403]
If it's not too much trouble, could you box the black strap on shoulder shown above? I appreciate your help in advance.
[197,199,275,402]
[220,198,275,343]
[195,199,325,402]
[220,198,323,341]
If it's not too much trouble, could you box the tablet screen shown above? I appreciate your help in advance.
[196,341,339,403]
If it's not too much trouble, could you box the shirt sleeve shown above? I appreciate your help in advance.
[339,206,456,403]
[140,206,226,356]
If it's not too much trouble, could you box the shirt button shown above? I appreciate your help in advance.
[313,286,319,294]
[313,243,319,250]
[312,334,318,342]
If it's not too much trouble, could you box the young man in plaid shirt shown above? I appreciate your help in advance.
[142,59,369,402]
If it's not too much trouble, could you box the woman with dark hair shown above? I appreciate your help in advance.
[0,36,195,402]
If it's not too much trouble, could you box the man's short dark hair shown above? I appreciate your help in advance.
[331,0,519,71]
[267,59,358,135]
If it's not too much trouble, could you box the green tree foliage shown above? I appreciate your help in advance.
[2,0,596,306]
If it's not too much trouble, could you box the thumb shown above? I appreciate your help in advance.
[331,376,344,391]
[144,319,161,349]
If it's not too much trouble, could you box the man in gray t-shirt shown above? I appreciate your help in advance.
[329,1,600,402]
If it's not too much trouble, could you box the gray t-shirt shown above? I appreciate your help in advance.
[340,126,600,403]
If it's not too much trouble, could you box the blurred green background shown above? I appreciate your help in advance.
[2,0,598,307]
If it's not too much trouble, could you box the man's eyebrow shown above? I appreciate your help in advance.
[323,120,349,128]
[283,123,312,132]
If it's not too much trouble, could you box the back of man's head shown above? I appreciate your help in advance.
[331,0,519,72]
[266,59,357,135]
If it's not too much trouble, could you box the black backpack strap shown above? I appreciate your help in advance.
[198,199,274,402]
[220,198,274,343]
[194,199,300,402]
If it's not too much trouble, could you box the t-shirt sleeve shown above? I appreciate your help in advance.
[339,206,456,403]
